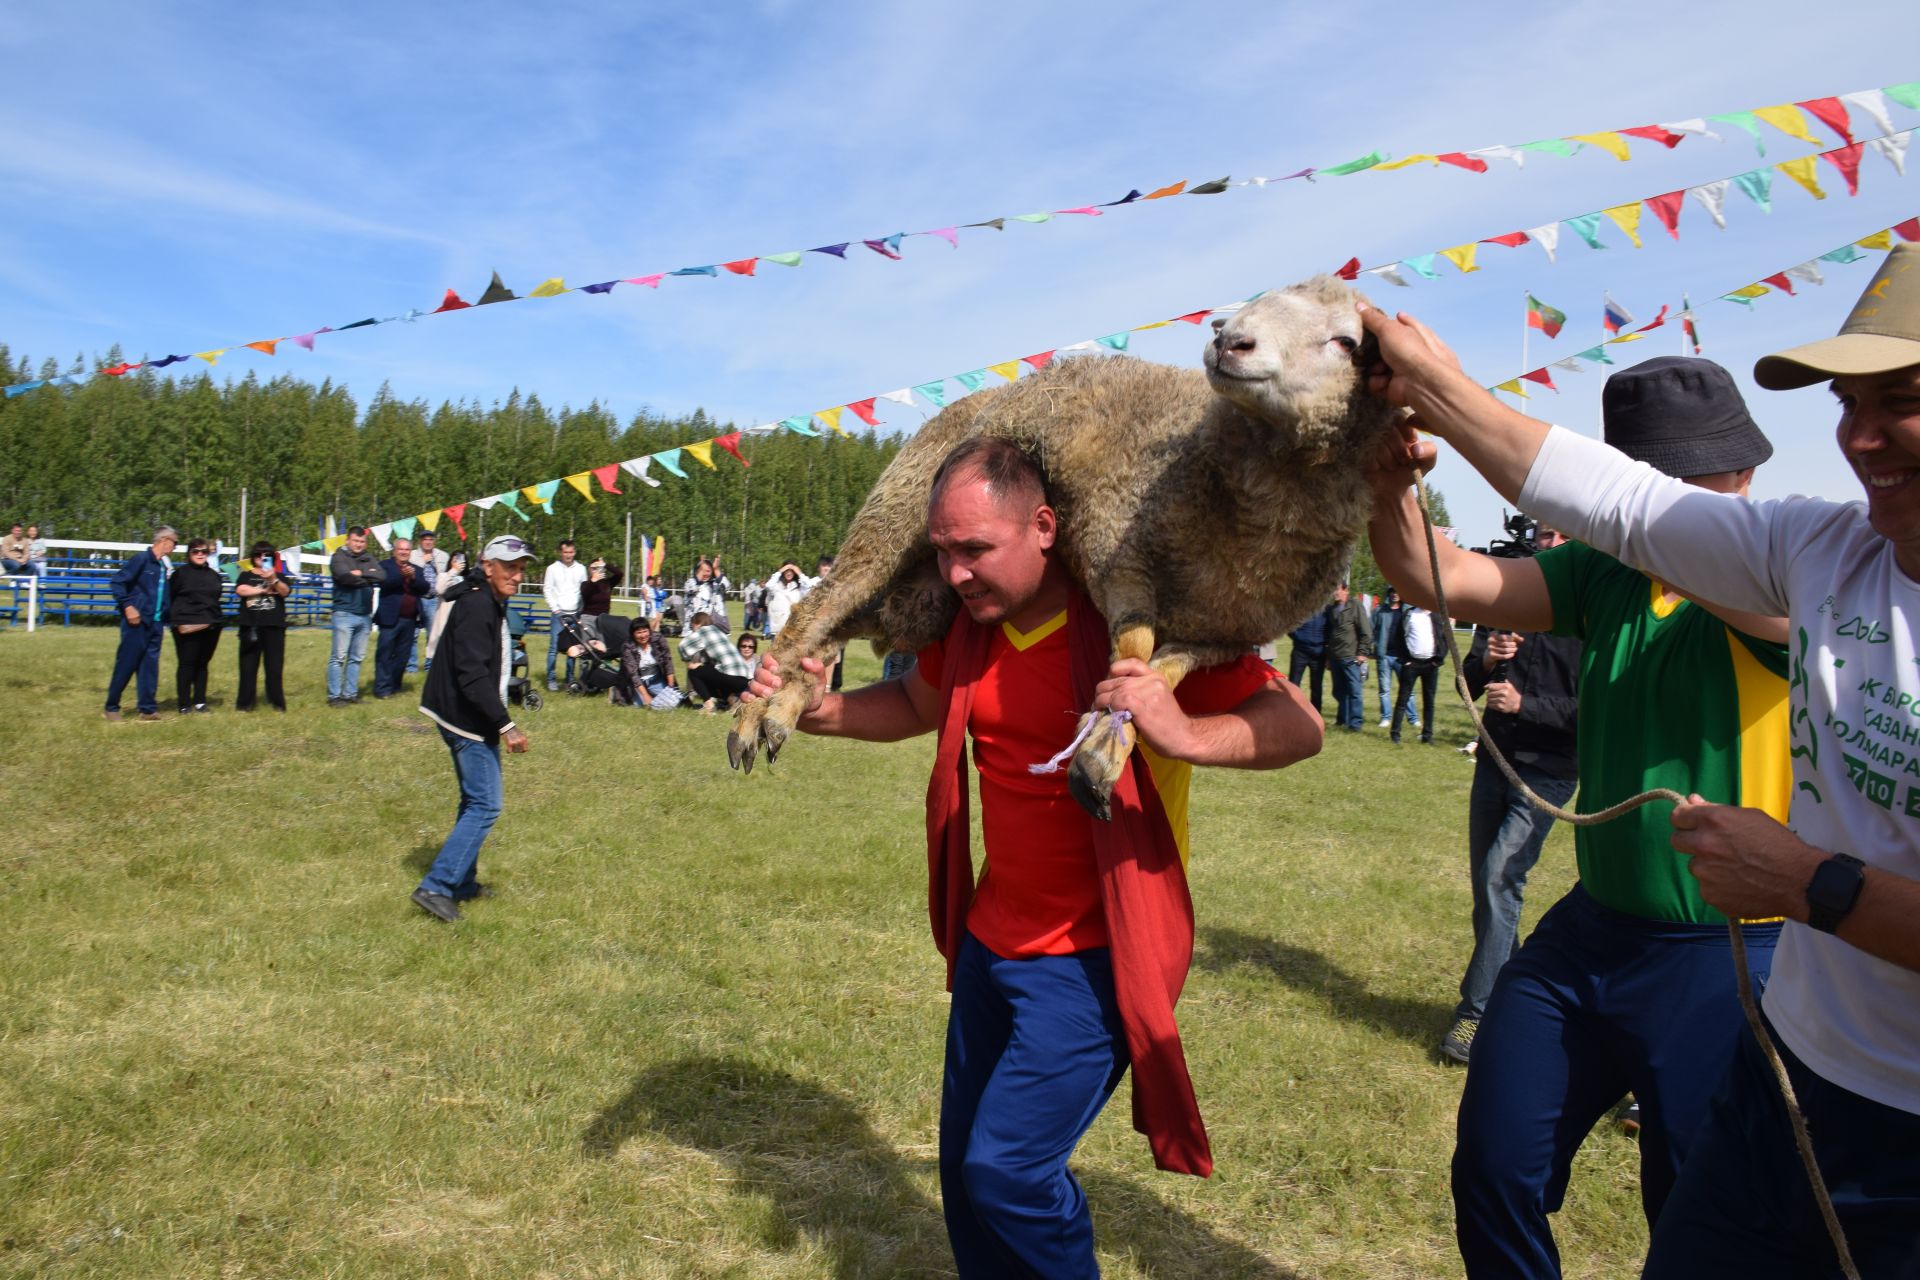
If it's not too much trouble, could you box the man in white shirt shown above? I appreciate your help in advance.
[542,539,588,691]
[1359,244,1920,1277]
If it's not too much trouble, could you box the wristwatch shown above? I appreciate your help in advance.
[1805,852,1866,934]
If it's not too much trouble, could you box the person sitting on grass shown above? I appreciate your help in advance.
[735,632,761,677]
[617,617,680,710]
[677,609,753,713]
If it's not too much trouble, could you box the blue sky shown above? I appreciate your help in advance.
[2,2,1916,546]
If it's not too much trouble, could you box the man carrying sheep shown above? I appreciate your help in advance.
[747,436,1323,1278]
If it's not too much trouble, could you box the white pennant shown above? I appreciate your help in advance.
[1660,118,1721,142]
[1473,145,1524,168]
[1366,265,1411,288]
[1525,223,1560,264]
[1690,180,1731,230]
[1061,340,1097,352]
[741,422,780,436]
[618,456,662,487]
[468,495,499,510]
[369,522,393,549]
[1868,130,1911,177]
[1842,89,1896,138]
[1786,262,1826,287]
[1550,358,1585,372]
[877,388,915,407]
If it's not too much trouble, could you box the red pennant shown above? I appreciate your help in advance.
[1022,351,1055,371]
[1797,96,1853,143]
[1761,273,1797,296]
[1819,143,1864,197]
[713,431,749,467]
[721,258,758,276]
[846,397,881,427]
[1620,124,1685,149]
[101,362,140,376]
[1638,305,1671,332]
[1334,257,1361,281]
[1436,152,1489,173]
[432,289,471,313]
[1896,217,1920,243]
[1174,310,1212,325]
[1645,190,1686,239]
[443,503,468,541]
[1481,231,1530,248]
[245,340,279,356]
[1519,367,1557,391]
[591,464,624,495]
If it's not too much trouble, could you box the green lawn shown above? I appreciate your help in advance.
[0,623,1645,1278]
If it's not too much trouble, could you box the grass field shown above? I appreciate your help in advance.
[0,620,1647,1278]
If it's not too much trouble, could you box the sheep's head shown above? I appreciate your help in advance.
[1203,276,1385,448]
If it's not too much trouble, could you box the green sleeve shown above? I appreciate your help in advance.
[1535,541,1586,641]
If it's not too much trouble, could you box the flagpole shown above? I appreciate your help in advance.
[1521,289,1531,384]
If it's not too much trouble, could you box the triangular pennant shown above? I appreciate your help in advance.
[780,414,820,437]
[1868,132,1911,177]
[762,252,804,267]
[1785,262,1826,288]
[722,258,758,276]
[1620,124,1685,149]
[816,407,847,436]
[1601,203,1644,248]
[195,350,225,365]
[1563,214,1607,250]
[847,397,881,426]
[290,329,330,351]
[1775,155,1827,201]
[369,523,393,549]
[417,509,441,533]
[1842,90,1896,137]
[670,265,718,277]
[1761,272,1797,296]
[1473,145,1524,167]
[591,464,624,495]
[392,517,418,542]
[1820,143,1864,196]
[1437,151,1489,172]
[1660,119,1721,141]
[652,449,688,479]
[962,219,1006,232]
[1010,214,1050,224]
[1884,82,1920,111]
[1022,352,1055,372]
[1366,265,1411,287]
[878,388,916,407]
[524,480,561,512]
[1691,180,1731,229]
[1645,191,1685,239]
[683,440,717,470]
[1402,253,1440,279]
[1637,305,1671,333]
[863,236,905,259]
[1753,104,1819,145]
[913,381,948,408]
[1709,111,1767,153]
[1526,223,1561,264]
[1481,231,1530,248]
[323,534,350,554]
[1897,217,1920,242]
[1053,205,1103,216]
[1797,96,1853,143]
[618,457,662,488]
[493,492,526,519]
[1493,379,1529,399]
[246,339,279,356]
[987,361,1022,383]
[1722,285,1769,306]
[1095,333,1130,351]
[528,277,567,298]
[626,274,666,288]
[1187,178,1231,195]
[1519,368,1557,391]
[1174,310,1212,325]
[563,473,597,502]
[1374,154,1439,171]
[1575,345,1615,364]
[713,432,750,467]
[585,281,622,295]
[476,272,517,305]
[1569,131,1631,161]
[1858,230,1895,251]
[1550,358,1585,372]
[1143,180,1188,198]
[1517,139,1579,157]
[336,318,378,330]
[954,370,988,392]
[1439,243,1480,274]
[432,289,472,312]
[469,495,500,511]
[926,228,959,248]
[1334,256,1361,281]
[1733,168,1774,213]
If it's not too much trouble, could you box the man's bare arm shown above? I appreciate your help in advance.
[1095,661,1322,769]
[1368,474,1555,631]
[747,654,941,743]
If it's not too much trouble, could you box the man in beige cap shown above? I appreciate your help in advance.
[1357,242,1920,1276]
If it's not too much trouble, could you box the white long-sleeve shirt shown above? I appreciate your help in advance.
[543,559,588,614]
[1520,425,1920,1114]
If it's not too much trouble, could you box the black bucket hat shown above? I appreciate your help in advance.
[1601,356,1774,479]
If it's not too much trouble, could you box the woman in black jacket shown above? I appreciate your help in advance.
[234,541,291,711]
[167,537,227,713]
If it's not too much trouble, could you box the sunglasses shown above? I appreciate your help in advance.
[189,548,210,556]
[492,539,533,555]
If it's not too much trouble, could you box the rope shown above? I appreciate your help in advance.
[1411,473,1859,1280]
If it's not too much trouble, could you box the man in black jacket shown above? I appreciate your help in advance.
[413,535,533,923]
[1324,582,1375,731]
[372,537,431,699]
[1441,526,1581,1064]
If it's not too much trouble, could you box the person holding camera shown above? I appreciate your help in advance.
[234,541,292,712]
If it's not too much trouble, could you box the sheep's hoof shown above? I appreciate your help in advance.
[1066,709,1134,822]
[726,727,751,773]
[761,718,788,768]
[1067,760,1113,822]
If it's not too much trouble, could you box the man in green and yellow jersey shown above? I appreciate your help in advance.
[1367,356,1789,1279]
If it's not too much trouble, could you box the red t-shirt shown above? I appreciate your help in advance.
[919,608,1277,957]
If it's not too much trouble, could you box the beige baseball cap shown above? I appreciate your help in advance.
[1754,243,1920,390]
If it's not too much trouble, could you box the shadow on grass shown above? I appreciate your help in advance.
[1195,926,1450,1051]
[586,1054,1305,1279]
[401,842,438,875]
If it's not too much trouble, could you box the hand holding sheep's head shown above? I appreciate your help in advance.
[1203,277,1378,444]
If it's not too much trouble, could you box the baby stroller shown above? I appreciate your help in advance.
[555,613,629,697]
[507,606,542,711]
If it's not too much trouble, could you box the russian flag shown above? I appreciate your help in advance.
[1602,292,1635,335]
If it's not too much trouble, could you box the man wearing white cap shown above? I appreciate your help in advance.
[414,535,534,923]
[1359,243,1920,1276]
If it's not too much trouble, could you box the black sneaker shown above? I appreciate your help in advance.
[410,889,461,923]
[1440,1016,1478,1065]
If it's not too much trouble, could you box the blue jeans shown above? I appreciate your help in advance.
[1456,759,1577,1020]
[1644,1011,1920,1279]
[1452,886,1778,1279]
[1377,654,1413,721]
[941,933,1128,1279]
[105,619,164,714]
[547,611,578,682]
[328,611,373,698]
[410,597,437,672]
[418,728,503,900]
[1330,658,1367,729]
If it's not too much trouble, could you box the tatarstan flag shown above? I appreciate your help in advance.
[1526,294,1566,339]
[1682,294,1702,355]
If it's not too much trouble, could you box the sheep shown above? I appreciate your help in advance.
[727,274,1403,818]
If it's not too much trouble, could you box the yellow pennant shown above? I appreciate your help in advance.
[528,277,567,298]
[521,485,549,509]
[1776,156,1827,200]
[324,534,349,554]
[1133,320,1171,331]
[1726,284,1771,300]
[195,349,225,365]
[987,361,1023,382]
[684,440,717,470]
[416,510,441,532]
[1601,202,1644,248]
[1610,332,1646,344]
[1440,243,1480,274]
[816,407,848,437]
[1858,230,1895,251]
[563,473,596,502]
[1754,104,1819,145]
[1374,154,1439,170]
[1570,132,1631,162]
[1494,379,1528,398]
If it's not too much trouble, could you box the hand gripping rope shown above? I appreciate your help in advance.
[1413,472,1858,1280]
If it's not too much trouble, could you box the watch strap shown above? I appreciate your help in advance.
[1806,852,1866,934]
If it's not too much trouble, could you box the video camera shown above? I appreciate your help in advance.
[1474,510,1542,561]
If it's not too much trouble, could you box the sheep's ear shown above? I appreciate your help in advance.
[1353,327,1381,370]
[1210,317,1228,333]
